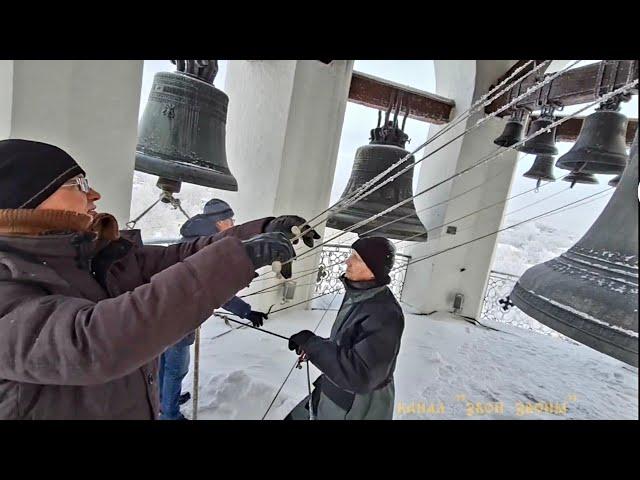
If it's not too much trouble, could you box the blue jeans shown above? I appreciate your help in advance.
[158,339,190,420]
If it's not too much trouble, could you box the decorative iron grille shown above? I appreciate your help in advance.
[481,270,570,341]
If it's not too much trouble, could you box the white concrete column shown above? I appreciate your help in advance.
[221,60,353,312]
[401,60,520,319]
[0,60,144,226]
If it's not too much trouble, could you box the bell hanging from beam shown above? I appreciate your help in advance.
[562,170,599,188]
[608,174,621,187]
[516,105,558,155]
[135,60,238,192]
[555,94,630,175]
[326,97,428,242]
[523,154,556,188]
[493,109,528,148]
[509,131,639,367]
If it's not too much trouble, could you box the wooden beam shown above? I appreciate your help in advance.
[347,70,454,125]
[485,60,638,116]
[489,60,548,92]
[529,114,638,145]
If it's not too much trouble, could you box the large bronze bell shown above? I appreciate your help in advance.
[516,108,558,155]
[556,97,629,175]
[135,60,238,191]
[509,132,638,367]
[326,112,427,242]
[494,109,528,148]
[523,155,556,187]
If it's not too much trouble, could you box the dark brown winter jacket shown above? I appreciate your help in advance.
[0,209,272,419]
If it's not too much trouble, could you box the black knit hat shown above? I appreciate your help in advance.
[202,198,234,222]
[352,236,396,285]
[0,139,86,209]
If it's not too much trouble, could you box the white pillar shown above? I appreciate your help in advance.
[0,60,144,226]
[221,60,353,312]
[401,60,520,319]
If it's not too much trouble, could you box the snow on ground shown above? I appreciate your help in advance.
[178,308,638,420]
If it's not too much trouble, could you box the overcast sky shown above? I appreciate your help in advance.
[138,60,637,238]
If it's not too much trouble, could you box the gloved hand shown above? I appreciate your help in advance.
[265,215,321,248]
[246,310,268,327]
[288,330,316,355]
[242,232,296,279]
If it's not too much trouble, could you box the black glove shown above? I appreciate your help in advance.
[242,232,296,279]
[288,330,316,354]
[265,215,321,248]
[246,310,268,327]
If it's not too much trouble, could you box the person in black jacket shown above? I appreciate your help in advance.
[159,198,318,420]
[286,236,405,420]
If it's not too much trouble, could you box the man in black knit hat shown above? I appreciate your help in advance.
[285,235,405,420]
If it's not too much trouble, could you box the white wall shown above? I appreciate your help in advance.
[0,60,13,139]
[222,60,354,312]
[401,60,521,318]
[1,60,143,226]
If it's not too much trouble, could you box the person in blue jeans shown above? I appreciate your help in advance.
[158,199,269,420]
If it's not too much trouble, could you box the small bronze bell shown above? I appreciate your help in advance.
[523,155,556,187]
[608,174,621,187]
[563,170,599,188]
[327,107,428,242]
[494,109,528,148]
[556,96,630,175]
[135,60,238,192]
[516,106,558,155]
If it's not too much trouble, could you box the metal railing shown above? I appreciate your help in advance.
[480,270,569,340]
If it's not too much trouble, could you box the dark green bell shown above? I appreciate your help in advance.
[326,117,428,242]
[523,155,556,187]
[556,99,629,175]
[563,170,599,188]
[135,60,238,191]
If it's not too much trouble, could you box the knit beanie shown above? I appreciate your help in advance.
[0,139,85,209]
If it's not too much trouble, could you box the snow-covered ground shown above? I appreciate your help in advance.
[178,308,637,420]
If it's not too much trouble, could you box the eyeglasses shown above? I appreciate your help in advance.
[62,176,91,193]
